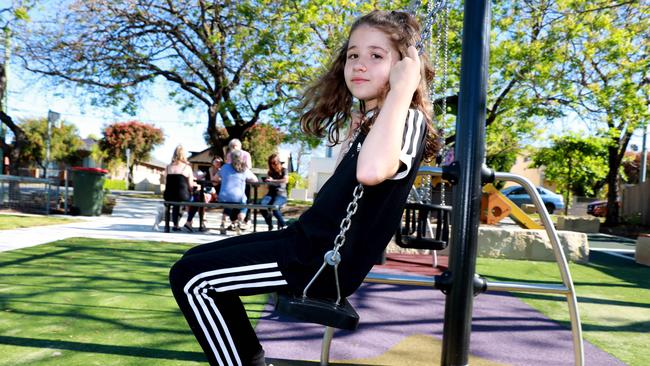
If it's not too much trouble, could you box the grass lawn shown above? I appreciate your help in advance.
[477,252,650,366]
[0,238,268,366]
[1,237,648,365]
[0,214,78,230]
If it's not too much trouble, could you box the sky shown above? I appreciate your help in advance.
[6,72,212,164]
[4,55,647,170]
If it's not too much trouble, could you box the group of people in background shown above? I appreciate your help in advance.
[163,139,288,233]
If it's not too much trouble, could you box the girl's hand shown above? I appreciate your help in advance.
[389,46,421,95]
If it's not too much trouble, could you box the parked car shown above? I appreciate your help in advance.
[500,185,565,214]
[587,199,620,217]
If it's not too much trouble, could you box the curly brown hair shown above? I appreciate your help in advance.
[299,10,439,160]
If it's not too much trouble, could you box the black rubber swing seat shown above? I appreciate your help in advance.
[276,293,360,331]
[396,202,451,251]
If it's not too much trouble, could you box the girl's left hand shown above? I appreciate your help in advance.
[389,46,421,95]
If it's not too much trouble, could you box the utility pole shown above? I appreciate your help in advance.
[641,122,648,183]
[1,26,11,175]
[45,110,60,178]
[125,147,131,190]
[45,110,60,215]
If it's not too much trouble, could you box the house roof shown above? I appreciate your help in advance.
[188,147,216,164]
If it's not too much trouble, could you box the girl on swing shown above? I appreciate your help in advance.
[169,10,438,366]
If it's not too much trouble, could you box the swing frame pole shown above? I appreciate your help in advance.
[440,0,491,365]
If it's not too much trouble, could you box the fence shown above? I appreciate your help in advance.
[621,180,650,225]
[0,174,64,215]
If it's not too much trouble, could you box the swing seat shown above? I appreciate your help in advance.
[396,202,451,250]
[276,293,360,331]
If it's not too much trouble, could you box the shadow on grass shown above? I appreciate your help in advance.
[0,237,268,364]
[0,335,206,362]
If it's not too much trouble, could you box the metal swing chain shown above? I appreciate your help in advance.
[301,183,364,306]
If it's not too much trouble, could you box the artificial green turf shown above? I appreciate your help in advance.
[0,214,77,230]
[476,252,650,366]
[0,238,269,365]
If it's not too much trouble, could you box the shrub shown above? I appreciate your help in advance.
[287,172,306,196]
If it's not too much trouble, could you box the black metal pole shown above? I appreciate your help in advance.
[440,0,491,365]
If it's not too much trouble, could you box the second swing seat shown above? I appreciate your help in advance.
[396,202,451,250]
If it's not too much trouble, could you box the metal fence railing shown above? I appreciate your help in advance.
[0,174,64,215]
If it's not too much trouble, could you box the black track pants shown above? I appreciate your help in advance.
[169,229,296,366]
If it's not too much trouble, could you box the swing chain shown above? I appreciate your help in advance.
[301,183,364,305]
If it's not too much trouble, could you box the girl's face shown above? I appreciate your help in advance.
[344,25,400,110]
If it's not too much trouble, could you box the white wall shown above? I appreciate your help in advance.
[306,144,343,198]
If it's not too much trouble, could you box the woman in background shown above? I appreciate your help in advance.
[260,153,288,231]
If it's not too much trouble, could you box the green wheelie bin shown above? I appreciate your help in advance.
[71,167,108,216]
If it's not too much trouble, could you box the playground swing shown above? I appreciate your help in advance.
[396,174,452,253]
[275,0,450,335]
[396,0,452,256]
[276,1,587,365]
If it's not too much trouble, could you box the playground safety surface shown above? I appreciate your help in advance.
[257,253,626,366]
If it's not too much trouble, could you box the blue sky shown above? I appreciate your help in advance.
[5,67,320,174]
[6,70,210,164]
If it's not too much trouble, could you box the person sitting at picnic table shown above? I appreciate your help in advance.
[260,153,288,231]
[218,149,258,231]
[225,138,252,170]
[207,156,223,202]
[182,169,211,232]
[225,138,254,225]
[163,145,196,231]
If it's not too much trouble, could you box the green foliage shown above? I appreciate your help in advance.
[102,179,127,191]
[241,123,284,168]
[531,133,608,209]
[18,117,84,171]
[287,171,306,196]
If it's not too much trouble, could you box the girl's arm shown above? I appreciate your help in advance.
[357,46,421,186]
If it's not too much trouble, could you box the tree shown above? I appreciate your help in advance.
[18,117,84,175]
[622,151,650,184]
[557,1,649,225]
[1,1,36,175]
[531,133,608,215]
[241,124,284,169]
[99,121,164,188]
[18,0,389,157]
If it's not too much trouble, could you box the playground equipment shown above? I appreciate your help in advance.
[277,1,584,365]
[481,183,543,229]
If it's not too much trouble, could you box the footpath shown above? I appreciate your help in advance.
[0,195,228,252]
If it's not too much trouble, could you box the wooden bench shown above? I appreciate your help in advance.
[163,201,280,233]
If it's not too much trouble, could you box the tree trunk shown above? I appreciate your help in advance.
[604,145,620,226]
[0,111,28,176]
[206,104,225,158]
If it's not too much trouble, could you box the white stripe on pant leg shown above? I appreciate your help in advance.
[207,270,284,288]
[194,276,288,366]
[184,262,288,366]
[188,281,230,365]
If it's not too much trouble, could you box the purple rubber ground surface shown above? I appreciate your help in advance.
[256,280,625,365]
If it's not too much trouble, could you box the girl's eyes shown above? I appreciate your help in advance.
[347,53,384,60]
